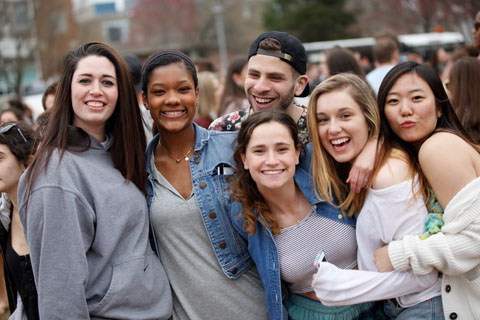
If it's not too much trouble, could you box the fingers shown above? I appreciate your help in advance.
[347,169,363,193]
[347,165,372,193]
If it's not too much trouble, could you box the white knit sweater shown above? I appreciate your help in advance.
[388,177,480,320]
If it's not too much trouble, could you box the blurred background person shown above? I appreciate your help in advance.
[366,37,400,95]
[0,108,23,126]
[217,56,249,116]
[306,62,321,90]
[124,54,154,143]
[194,58,216,73]
[41,81,57,111]
[5,100,33,127]
[427,47,451,79]
[441,45,479,87]
[193,71,220,128]
[447,56,480,143]
[323,47,366,80]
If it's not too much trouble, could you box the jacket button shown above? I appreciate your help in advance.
[449,313,457,319]
[194,156,201,164]
[445,285,451,293]
[199,181,207,189]
[313,204,317,209]
[337,214,343,219]
[231,268,238,274]
[209,212,217,219]
[219,242,227,249]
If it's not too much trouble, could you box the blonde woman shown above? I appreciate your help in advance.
[307,73,443,319]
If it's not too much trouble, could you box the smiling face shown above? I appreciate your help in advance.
[71,55,118,141]
[315,89,370,163]
[241,121,300,194]
[143,62,199,134]
[245,54,301,112]
[384,72,440,147]
[0,144,25,197]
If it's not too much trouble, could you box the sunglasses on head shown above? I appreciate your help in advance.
[475,22,480,31]
[0,123,28,143]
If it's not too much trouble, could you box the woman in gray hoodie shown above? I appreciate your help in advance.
[17,42,172,319]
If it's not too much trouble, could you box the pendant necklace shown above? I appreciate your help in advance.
[161,143,195,164]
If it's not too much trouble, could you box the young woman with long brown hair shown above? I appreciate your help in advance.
[17,42,172,319]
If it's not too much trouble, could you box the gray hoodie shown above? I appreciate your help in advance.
[18,136,172,320]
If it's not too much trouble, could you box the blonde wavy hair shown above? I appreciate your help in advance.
[307,73,379,216]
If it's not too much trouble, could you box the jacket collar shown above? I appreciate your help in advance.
[294,165,325,205]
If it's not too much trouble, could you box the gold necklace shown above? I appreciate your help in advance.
[161,143,195,164]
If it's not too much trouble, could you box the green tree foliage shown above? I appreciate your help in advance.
[263,0,356,42]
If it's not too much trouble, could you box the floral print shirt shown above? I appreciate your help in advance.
[208,105,310,145]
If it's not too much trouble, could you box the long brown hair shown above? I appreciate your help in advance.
[230,110,301,235]
[307,73,379,216]
[448,57,480,143]
[25,42,147,195]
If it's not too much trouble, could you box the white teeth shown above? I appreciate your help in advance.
[255,98,273,104]
[263,170,282,175]
[163,111,183,115]
[331,138,350,145]
[86,101,104,107]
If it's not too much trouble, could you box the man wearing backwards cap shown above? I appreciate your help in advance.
[209,31,310,144]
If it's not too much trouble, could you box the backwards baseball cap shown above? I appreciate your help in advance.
[248,31,309,97]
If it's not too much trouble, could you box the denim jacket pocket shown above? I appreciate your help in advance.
[209,163,235,202]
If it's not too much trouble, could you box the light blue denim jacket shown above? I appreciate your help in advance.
[146,123,254,279]
[229,145,357,320]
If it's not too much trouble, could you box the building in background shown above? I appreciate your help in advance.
[32,0,77,84]
[1,0,478,101]
[0,0,37,96]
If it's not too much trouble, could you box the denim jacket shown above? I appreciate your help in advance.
[146,123,254,279]
[229,160,356,320]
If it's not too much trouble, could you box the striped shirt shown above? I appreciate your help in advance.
[274,208,357,293]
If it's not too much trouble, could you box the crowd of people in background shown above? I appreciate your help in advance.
[0,10,479,320]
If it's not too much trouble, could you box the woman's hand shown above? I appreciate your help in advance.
[374,245,394,272]
[347,138,377,193]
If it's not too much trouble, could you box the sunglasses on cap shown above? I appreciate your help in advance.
[0,123,28,142]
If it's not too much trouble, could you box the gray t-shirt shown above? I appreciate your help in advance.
[150,160,268,320]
